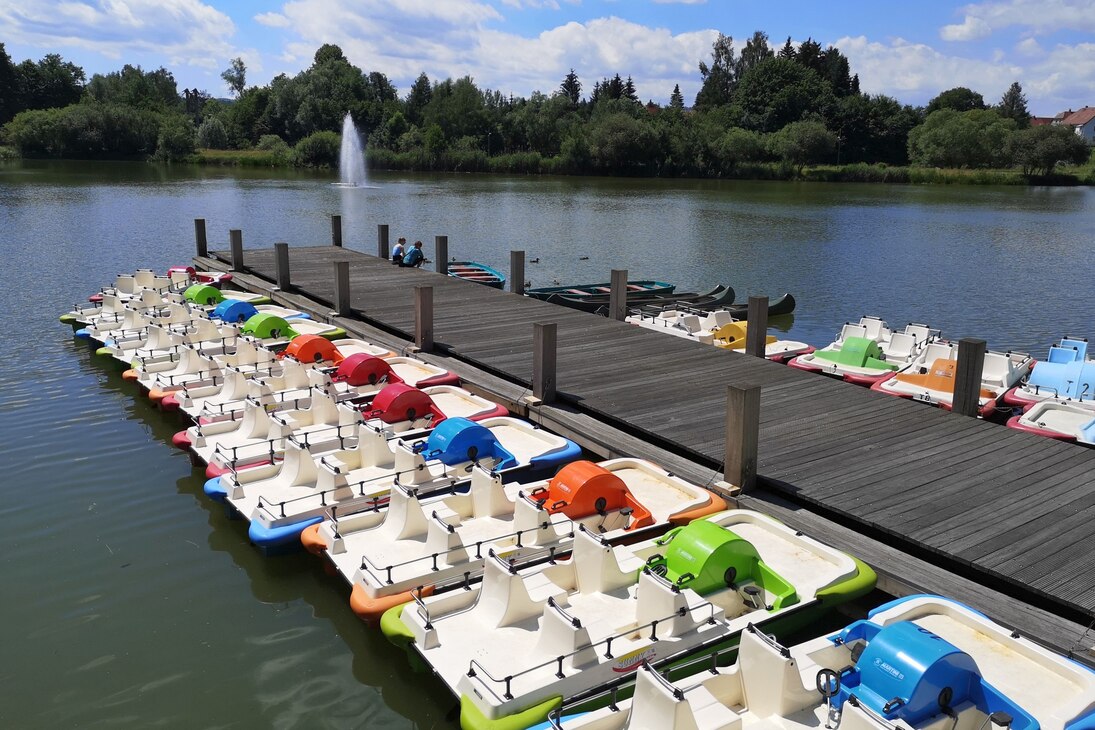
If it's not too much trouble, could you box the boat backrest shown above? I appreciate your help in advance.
[838,324,867,343]
[629,665,738,730]
[533,600,598,671]
[859,317,886,341]
[677,315,702,333]
[738,627,817,716]
[903,323,935,344]
[477,555,559,629]
[707,310,733,328]
[919,341,955,366]
[980,351,1013,387]
[884,332,916,360]
[572,527,635,595]
[114,274,138,295]
[635,570,693,637]
[470,466,511,519]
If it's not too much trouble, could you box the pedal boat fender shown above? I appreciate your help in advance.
[460,694,563,730]
[353,583,437,625]
[1005,414,1077,441]
[247,515,324,550]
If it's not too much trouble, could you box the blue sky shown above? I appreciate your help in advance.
[2,0,1093,113]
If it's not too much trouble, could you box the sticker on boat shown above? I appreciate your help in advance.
[612,646,656,673]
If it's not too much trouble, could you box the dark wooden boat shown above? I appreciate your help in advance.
[526,279,675,301]
[628,291,796,320]
[546,285,735,314]
[447,261,506,289]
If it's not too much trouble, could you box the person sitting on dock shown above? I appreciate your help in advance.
[400,240,425,268]
[391,237,406,265]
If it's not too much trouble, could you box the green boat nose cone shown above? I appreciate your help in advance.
[59,313,77,323]
[95,346,114,356]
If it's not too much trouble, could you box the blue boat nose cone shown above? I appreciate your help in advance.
[74,328,91,339]
[203,476,228,501]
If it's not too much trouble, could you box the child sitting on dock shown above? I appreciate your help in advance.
[400,240,425,268]
[391,237,406,265]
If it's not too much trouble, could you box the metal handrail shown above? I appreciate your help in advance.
[744,622,790,658]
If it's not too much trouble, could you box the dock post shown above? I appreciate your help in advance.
[194,219,208,258]
[435,236,449,275]
[510,250,525,295]
[331,215,343,247]
[415,286,434,352]
[333,261,351,316]
[724,383,761,491]
[274,242,291,290]
[745,296,769,358]
[953,338,987,417]
[377,224,389,260]
[532,323,557,404]
[229,229,244,271]
[609,269,628,321]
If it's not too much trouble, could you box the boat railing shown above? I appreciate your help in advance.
[846,696,901,729]
[465,597,722,703]
[743,621,791,658]
[360,516,574,588]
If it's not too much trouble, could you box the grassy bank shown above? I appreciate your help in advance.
[191,148,286,166]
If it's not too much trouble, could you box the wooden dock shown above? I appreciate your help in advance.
[198,238,1095,664]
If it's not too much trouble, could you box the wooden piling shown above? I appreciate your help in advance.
[229,229,244,271]
[532,323,557,404]
[377,224,389,260]
[953,338,987,417]
[274,242,291,290]
[331,215,343,247]
[510,250,525,295]
[333,261,351,316]
[194,218,208,258]
[415,285,434,352]
[724,383,761,490]
[435,235,449,275]
[609,269,628,321]
[745,295,769,358]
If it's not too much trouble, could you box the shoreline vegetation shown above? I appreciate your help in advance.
[2,38,1092,186]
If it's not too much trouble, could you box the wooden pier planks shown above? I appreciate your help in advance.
[211,244,1095,628]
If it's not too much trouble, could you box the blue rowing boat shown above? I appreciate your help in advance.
[448,261,506,289]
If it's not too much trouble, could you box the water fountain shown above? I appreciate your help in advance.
[338,112,367,187]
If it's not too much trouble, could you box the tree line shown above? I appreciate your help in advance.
[1,36,1089,179]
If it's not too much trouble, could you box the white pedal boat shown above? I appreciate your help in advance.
[626,309,811,362]
[1003,337,1095,409]
[547,594,1095,730]
[137,338,278,399]
[872,344,1034,418]
[389,509,875,730]
[304,458,728,622]
[173,351,455,424]
[170,283,269,308]
[77,299,197,340]
[1007,400,1095,446]
[105,318,240,368]
[203,382,508,499]
[66,288,185,328]
[790,321,939,385]
[231,416,581,553]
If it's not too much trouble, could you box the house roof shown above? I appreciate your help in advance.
[1061,106,1095,127]
[1030,116,1054,126]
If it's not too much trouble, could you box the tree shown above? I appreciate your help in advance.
[404,72,432,126]
[795,39,823,73]
[196,117,229,149]
[155,115,196,160]
[669,84,685,110]
[0,43,19,124]
[833,93,920,165]
[908,108,1015,168]
[820,47,854,96]
[927,87,985,114]
[85,65,180,111]
[17,53,85,110]
[997,82,1031,127]
[778,36,796,60]
[560,69,581,106]
[710,127,765,174]
[767,119,837,172]
[695,33,736,110]
[733,57,835,132]
[1007,124,1089,176]
[221,57,246,98]
[624,76,638,103]
[736,31,773,82]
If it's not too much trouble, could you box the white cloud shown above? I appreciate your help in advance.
[270,2,717,103]
[940,15,991,41]
[254,11,290,27]
[0,0,238,70]
[1025,42,1095,112]
[1015,37,1043,55]
[941,0,1095,40]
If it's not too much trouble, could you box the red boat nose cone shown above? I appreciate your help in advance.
[205,461,231,479]
[171,430,192,450]
[160,394,180,411]
[88,293,103,303]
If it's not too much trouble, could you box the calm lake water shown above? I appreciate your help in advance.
[1,161,1092,728]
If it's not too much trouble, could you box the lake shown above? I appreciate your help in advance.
[0,160,1092,728]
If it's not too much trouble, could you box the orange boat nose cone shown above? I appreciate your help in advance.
[122,369,139,381]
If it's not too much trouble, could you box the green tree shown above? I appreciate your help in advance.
[155,115,196,160]
[405,72,432,126]
[795,39,823,73]
[669,84,685,110]
[293,130,341,166]
[927,87,985,114]
[833,93,920,164]
[221,57,246,98]
[0,43,19,124]
[908,108,1015,168]
[587,112,657,173]
[997,82,1031,127]
[85,65,180,111]
[733,57,835,132]
[560,69,581,106]
[423,76,488,140]
[767,119,837,172]
[710,127,766,174]
[1007,124,1089,176]
[695,33,736,110]
[17,53,85,110]
[778,36,796,60]
[735,31,774,82]
[196,117,229,148]
[423,123,446,161]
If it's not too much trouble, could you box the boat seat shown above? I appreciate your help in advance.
[478,558,564,628]
[903,324,934,343]
[708,310,733,328]
[630,662,742,730]
[572,527,638,595]
[738,628,817,716]
[533,600,598,671]
[677,315,702,333]
[859,317,885,341]
[635,571,693,637]
[838,324,867,343]
[980,352,1016,389]
[884,333,916,360]
[470,468,512,519]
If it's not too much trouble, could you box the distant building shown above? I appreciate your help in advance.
[1029,116,1054,127]
[1058,107,1095,144]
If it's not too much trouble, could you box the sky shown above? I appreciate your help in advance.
[2,0,1093,114]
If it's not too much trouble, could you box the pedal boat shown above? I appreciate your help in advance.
[232,416,580,552]
[871,344,1034,418]
[546,594,1095,730]
[202,381,507,495]
[173,351,456,427]
[65,288,187,328]
[389,509,874,730]
[789,320,939,385]
[76,296,198,339]
[626,309,811,362]
[1006,400,1095,446]
[305,458,727,622]
[137,338,278,400]
[155,335,393,409]
[1003,337,1094,409]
